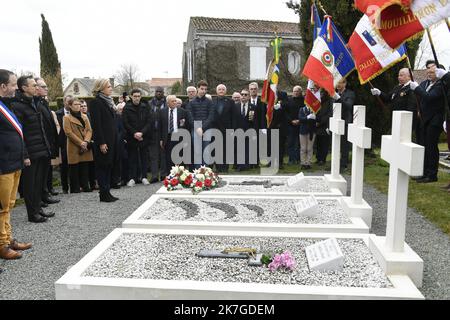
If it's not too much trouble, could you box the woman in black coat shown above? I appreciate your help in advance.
[88,79,119,202]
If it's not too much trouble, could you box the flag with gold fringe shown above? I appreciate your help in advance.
[262,37,282,128]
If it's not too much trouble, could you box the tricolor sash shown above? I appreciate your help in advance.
[0,100,23,139]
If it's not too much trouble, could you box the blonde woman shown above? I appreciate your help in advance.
[89,79,119,202]
[63,98,93,193]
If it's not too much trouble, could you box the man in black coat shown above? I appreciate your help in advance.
[335,79,355,170]
[315,92,333,165]
[371,68,419,141]
[249,82,267,167]
[11,76,53,223]
[148,87,167,182]
[284,86,304,165]
[436,67,450,191]
[232,89,257,171]
[160,95,192,175]
[186,80,215,168]
[55,95,72,194]
[0,69,33,261]
[34,78,60,204]
[410,61,447,183]
[122,89,153,186]
[212,84,234,172]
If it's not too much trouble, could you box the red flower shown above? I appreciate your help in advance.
[171,179,179,187]
[163,179,169,188]
[196,181,203,188]
[204,179,212,187]
[184,175,193,186]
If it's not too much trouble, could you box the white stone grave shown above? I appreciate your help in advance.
[122,194,369,234]
[324,103,348,195]
[55,229,424,300]
[341,106,374,228]
[295,195,319,217]
[157,175,344,197]
[306,238,344,272]
[369,111,425,288]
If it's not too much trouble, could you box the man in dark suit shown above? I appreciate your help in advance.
[160,95,191,175]
[436,67,450,191]
[232,89,256,171]
[371,68,419,141]
[335,79,355,170]
[148,87,166,183]
[284,86,304,165]
[12,76,53,223]
[0,69,33,261]
[55,95,72,193]
[410,61,447,183]
[249,82,267,167]
[34,78,60,205]
[212,84,234,172]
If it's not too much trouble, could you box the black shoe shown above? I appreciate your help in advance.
[40,202,49,208]
[159,176,166,182]
[43,197,60,204]
[39,209,55,218]
[417,177,438,184]
[82,188,93,193]
[150,178,159,184]
[411,176,424,181]
[63,190,69,195]
[50,190,59,196]
[100,192,115,203]
[28,214,48,223]
[108,192,119,201]
[111,184,121,189]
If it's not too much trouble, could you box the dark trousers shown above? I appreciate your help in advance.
[46,162,53,192]
[423,124,442,179]
[96,164,112,193]
[60,154,69,192]
[22,157,47,218]
[164,136,177,176]
[88,161,97,189]
[447,117,450,151]
[341,122,351,168]
[69,162,90,192]
[287,125,300,163]
[149,140,165,180]
[316,134,331,162]
[128,145,149,182]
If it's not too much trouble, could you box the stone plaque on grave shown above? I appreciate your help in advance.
[287,172,305,187]
[305,238,344,272]
[295,195,319,217]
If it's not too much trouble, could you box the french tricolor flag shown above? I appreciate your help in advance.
[302,16,355,97]
[0,100,23,139]
[348,14,407,84]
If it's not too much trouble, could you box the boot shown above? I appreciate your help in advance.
[0,246,22,260]
[100,191,115,203]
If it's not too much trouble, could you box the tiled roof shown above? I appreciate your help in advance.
[76,78,96,92]
[148,78,182,87]
[190,16,300,36]
[412,69,428,84]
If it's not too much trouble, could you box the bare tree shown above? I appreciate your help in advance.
[115,64,140,93]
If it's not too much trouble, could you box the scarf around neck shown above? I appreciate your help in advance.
[97,92,116,110]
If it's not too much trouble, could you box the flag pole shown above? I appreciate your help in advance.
[404,46,422,123]
[426,28,440,66]
[368,80,389,112]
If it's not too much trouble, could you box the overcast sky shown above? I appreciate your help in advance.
[2,0,449,87]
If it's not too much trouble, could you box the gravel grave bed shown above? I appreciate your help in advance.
[83,234,393,289]
[207,176,331,193]
[141,198,351,225]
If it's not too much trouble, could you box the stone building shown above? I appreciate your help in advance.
[182,17,303,94]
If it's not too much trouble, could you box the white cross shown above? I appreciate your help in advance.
[329,103,345,179]
[381,111,424,252]
[347,106,372,205]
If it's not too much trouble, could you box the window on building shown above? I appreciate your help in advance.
[250,47,267,80]
[288,51,301,75]
[188,49,193,82]
[74,82,80,95]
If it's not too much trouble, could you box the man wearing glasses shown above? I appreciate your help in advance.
[35,78,60,208]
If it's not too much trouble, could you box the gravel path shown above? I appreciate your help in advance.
[0,176,449,300]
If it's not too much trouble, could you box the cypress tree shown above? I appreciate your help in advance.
[39,14,63,101]
[286,1,422,144]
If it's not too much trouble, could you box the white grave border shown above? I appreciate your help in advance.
[156,175,344,197]
[55,229,424,300]
[122,194,369,234]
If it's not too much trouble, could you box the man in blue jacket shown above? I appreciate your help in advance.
[0,69,32,263]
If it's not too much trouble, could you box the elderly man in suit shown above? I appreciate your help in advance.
[409,61,447,183]
[160,95,191,175]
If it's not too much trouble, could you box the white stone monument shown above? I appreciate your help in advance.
[369,111,424,288]
[305,238,344,272]
[341,106,373,227]
[324,103,348,195]
[295,195,319,217]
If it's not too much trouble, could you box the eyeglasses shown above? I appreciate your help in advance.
[39,86,48,89]
[241,93,248,96]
